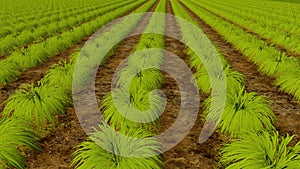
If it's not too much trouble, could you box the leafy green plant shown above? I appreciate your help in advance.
[43,60,74,93]
[0,118,40,169]
[194,65,245,94]
[117,66,164,93]
[2,82,70,126]
[203,86,275,137]
[71,124,163,169]
[0,60,23,87]
[100,88,165,130]
[220,131,300,169]
[275,67,300,101]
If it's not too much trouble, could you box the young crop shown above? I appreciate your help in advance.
[275,67,300,101]
[220,131,300,168]
[117,66,164,93]
[203,86,275,137]
[100,88,165,130]
[0,118,40,169]
[43,60,74,93]
[71,124,163,169]
[194,65,245,94]
[0,60,22,87]
[2,82,70,126]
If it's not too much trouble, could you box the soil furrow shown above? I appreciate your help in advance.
[180,1,300,143]
[159,1,223,168]
[25,2,158,168]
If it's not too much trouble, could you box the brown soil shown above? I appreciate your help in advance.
[24,2,159,168]
[158,1,224,169]
[180,1,300,144]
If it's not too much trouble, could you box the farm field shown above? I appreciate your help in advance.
[0,0,300,168]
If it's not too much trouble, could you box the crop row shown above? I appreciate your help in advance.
[0,0,109,29]
[192,0,300,56]
[0,0,144,88]
[182,0,300,102]
[71,0,168,168]
[0,0,130,57]
[172,0,300,168]
[0,1,149,168]
[225,0,300,17]
[207,0,300,36]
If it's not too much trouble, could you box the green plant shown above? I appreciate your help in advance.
[203,86,275,137]
[100,88,165,130]
[220,131,300,169]
[71,124,163,169]
[275,67,300,101]
[117,66,164,93]
[194,65,245,94]
[43,59,74,93]
[0,118,40,169]
[2,82,70,126]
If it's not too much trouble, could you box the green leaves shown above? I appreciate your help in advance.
[101,88,165,130]
[71,125,163,169]
[275,67,300,101]
[0,60,23,87]
[2,82,70,126]
[0,118,40,169]
[43,59,74,93]
[220,131,300,169]
[194,65,245,94]
[204,86,275,137]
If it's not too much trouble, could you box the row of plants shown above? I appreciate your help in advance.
[0,0,145,88]
[0,0,130,57]
[172,0,300,168]
[0,0,160,168]
[206,0,300,36]
[0,52,77,169]
[234,0,300,15]
[0,0,110,37]
[71,0,168,168]
[182,0,300,102]
[190,0,300,56]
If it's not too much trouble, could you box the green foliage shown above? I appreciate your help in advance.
[100,88,164,130]
[275,67,300,101]
[0,118,40,169]
[220,131,300,169]
[2,82,70,126]
[203,86,275,137]
[194,65,245,94]
[71,124,163,169]
[117,66,164,93]
[0,60,23,87]
[43,60,74,93]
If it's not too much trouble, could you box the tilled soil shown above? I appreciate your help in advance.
[158,1,224,169]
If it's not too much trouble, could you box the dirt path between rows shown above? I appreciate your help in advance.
[158,1,224,168]
[25,2,158,168]
[180,2,300,144]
